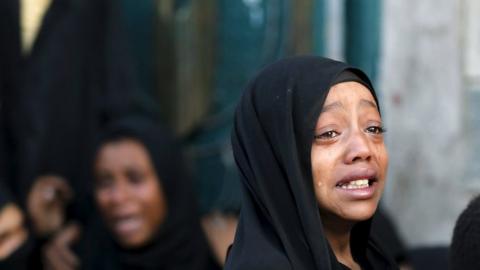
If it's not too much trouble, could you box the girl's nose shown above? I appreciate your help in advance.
[344,131,372,164]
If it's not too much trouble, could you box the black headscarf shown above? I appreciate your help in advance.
[79,117,219,270]
[0,182,12,208]
[225,56,397,270]
[370,208,409,264]
[450,194,480,270]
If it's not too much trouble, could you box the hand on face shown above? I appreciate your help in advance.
[27,175,73,237]
[311,82,388,224]
[42,223,81,270]
[0,203,28,260]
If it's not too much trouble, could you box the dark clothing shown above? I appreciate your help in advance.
[78,118,220,270]
[409,246,448,270]
[371,208,409,264]
[0,0,154,218]
[450,194,480,270]
[225,56,397,270]
[0,182,12,207]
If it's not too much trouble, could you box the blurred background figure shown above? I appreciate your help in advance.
[0,0,156,233]
[0,0,156,268]
[450,194,480,270]
[42,118,220,270]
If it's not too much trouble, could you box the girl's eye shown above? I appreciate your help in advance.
[365,126,386,134]
[314,130,340,140]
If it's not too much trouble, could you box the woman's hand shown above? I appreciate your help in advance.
[42,223,81,270]
[27,175,73,237]
[0,203,28,260]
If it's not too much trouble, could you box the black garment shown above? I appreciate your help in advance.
[78,118,220,270]
[225,56,397,270]
[370,208,408,264]
[450,194,480,270]
[0,0,155,217]
[408,246,449,270]
[0,183,12,208]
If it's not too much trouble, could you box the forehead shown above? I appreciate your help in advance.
[318,82,379,118]
[326,81,376,103]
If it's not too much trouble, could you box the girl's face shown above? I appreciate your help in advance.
[94,139,167,248]
[311,82,388,223]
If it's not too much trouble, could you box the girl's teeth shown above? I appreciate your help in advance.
[340,179,370,189]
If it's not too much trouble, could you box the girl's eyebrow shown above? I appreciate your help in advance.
[359,99,378,109]
[321,101,344,113]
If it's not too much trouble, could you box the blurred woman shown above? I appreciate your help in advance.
[225,56,397,270]
[0,0,158,241]
[43,118,220,270]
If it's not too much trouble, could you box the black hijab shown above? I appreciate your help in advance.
[225,56,397,270]
[450,194,480,270]
[80,117,219,270]
[0,182,12,208]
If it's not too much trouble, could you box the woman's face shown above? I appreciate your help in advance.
[94,139,167,248]
[311,81,388,223]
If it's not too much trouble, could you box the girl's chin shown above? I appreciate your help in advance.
[318,195,381,225]
[340,204,379,222]
[324,202,379,224]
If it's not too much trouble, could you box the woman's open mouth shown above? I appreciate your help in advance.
[110,215,143,238]
[334,170,379,199]
[336,178,377,190]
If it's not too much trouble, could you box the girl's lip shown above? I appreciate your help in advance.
[335,168,377,186]
[335,181,377,200]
